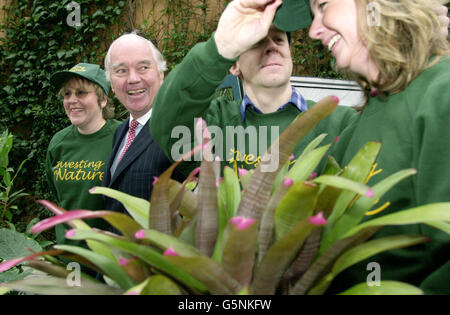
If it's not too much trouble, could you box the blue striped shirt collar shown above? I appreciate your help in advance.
[240,86,307,123]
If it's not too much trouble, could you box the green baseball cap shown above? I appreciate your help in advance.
[50,63,110,95]
[273,0,312,32]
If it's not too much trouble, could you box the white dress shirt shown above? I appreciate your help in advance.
[109,108,152,177]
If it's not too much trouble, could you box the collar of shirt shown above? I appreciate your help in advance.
[240,86,307,123]
[129,108,152,127]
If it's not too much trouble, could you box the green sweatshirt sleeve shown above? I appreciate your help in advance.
[151,36,237,165]
[410,64,450,294]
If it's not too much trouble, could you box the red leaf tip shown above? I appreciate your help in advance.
[163,246,179,257]
[230,216,256,230]
[309,212,327,226]
[135,229,146,239]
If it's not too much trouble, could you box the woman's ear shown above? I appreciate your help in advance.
[100,96,107,108]
[229,63,241,77]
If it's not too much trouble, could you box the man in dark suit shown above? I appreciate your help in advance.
[102,32,184,214]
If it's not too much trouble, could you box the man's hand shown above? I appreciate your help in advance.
[214,0,282,59]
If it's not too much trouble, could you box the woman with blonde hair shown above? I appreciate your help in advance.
[308,0,450,294]
[46,63,121,244]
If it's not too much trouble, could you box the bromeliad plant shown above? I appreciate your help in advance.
[1,96,449,295]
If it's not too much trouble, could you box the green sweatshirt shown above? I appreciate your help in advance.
[151,36,357,176]
[46,119,121,242]
[327,57,450,294]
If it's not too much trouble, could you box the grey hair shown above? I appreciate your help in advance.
[104,31,167,81]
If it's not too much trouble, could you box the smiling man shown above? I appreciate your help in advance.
[150,0,356,175]
[102,32,184,214]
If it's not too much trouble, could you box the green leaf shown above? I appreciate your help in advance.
[212,166,241,262]
[36,200,115,261]
[0,287,10,295]
[221,218,258,287]
[90,187,149,228]
[290,226,380,295]
[135,229,201,257]
[0,229,42,260]
[308,234,428,295]
[2,277,124,295]
[332,234,429,278]
[343,203,450,239]
[288,144,330,182]
[274,181,318,241]
[195,157,219,257]
[426,221,450,235]
[313,175,372,197]
[55,244,135,290]
[328,169,417,244]
[125,275,183,295]
[252,218,317,294]
[168,179,197,219]
[0,268,33,283]
[320,141,381,253]
[338,281,423,295]
[296,133,328,162]
[165,255,241,294]
[150,157,183,235]
[65,229,208,293]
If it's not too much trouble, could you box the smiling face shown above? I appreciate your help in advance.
[231,25,293,90]
[108,36,164,119]
[308,0,379,81]
[61,77,106,134]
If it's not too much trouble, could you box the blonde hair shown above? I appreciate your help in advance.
[351,0,449,104]
[60,77,115,119]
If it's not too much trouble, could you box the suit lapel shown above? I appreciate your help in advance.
[110,121,155,184]
[103,119,129,186]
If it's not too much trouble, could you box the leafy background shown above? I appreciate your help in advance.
[0,0,337,235]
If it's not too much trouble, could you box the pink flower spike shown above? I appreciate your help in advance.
[195,117,205,129]
[65,229,76,238]
[30,210,109,234]
[308,172,318,180]
[135,229,146,239]
[152,176,159,185]
[193,167,201,176]
[203,127,211,140]
[309,212,327,226]
[164,246,179,257]
[0,257,25,272]
[365,188,374,198]
[118,257,130,266]
[283,177,294,187]
[238,168,248,176]
[230,216,256,230]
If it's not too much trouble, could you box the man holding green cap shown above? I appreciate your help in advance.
[150,0,354,176]
[46,62,121,243]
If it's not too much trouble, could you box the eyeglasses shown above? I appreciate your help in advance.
[61,89,96,100]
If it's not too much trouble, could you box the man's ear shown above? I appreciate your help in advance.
[229,63,241,77]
